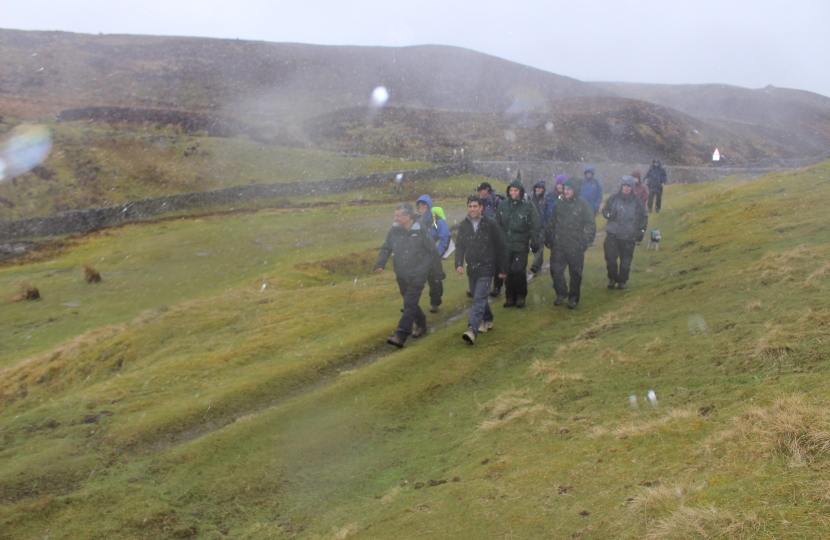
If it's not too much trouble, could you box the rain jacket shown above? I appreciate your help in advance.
[580,167,603,214]
[480,191,503,219]
[634,181,649,204]
[455,214,509,279]
[529,181,547,223]
[645,160,668,190]
[495,178,541,252]
[545,192,596,251]
[602,188,649,241]
[416,194,451,256]
[375,220,444,283]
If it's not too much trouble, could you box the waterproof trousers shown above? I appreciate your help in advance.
[647,187,663,212]
[468,274,494,335]
[604,233,636,284]
[551,245,585,302]
[505,250,529,300]
[395,277,426,340]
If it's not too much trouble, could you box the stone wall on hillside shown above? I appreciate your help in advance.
[0,164,464,242]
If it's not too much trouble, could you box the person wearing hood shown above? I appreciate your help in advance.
[416,194,450,313]
[375,202,445,348]
[644,159,668,212]
[495,177,541,308]
[602,176,648,290]
[529,180,548,274]
[580,166,603,215]
[545,178,596,309]
[631,170,649,205]
[543,174,567,224]
[455,195,509,345]
[476,181,503,219]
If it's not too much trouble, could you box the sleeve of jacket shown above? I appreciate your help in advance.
[454,222,468,269]
[544,206,556,247]
[494,222,509,275]
[529,203,541,237]
[636,198,649,233]
[436,219,450,255]
[661,169,668,184]
[582,202,597,248]
[424,229,445,280]
[375,229,393,269]
[601,196,614,219]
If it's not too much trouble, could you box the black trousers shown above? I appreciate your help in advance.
[647,187,663,212]
[395,277,426,340]
[551,245,585,301]
[604,233,636,284]
[505,250,529,299]
[427,267,443,307]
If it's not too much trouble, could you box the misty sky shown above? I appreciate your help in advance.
[3,0,829,97]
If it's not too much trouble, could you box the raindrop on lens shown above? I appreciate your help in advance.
[371,86,389,107]
[629,394,638,408]
[647,390,658,405]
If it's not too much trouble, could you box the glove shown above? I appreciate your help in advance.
[530,239,540,254]
[636,230,645,242]
[435,269,447,281]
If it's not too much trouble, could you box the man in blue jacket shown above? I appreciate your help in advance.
[375,203,445,348]
[580,166,603,215]
[416,194,450,313]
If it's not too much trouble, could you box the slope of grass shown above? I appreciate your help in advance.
[1,161,830,538]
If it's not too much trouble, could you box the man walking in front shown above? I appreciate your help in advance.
[495,177,541,308]
[602,176,648,290]
[545,179,596,309]
[375,203,444,348]
[455,196,508,345]
[645,159,668,213]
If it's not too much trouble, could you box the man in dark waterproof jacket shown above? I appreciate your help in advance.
[602,176,648,290]
[476,181,506,296]
[545,179,596,309]
[529,180,547,274]
[644,159,668,213]
[495,178,541,308]
[375,203,445,348]
[455,195,508,345]
[580,166,603,215]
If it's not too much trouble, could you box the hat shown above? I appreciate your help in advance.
[475,182,493,192]
[563,179,577,191]
[621,176,635,188]
[631,170,641,180]
[555,174,567,184]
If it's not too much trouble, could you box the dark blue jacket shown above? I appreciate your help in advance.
[416,194,451,256]
[580,167,603,215]
[375,221,443,283]
[455,214,509,280]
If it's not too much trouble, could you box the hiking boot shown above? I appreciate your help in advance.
[411,326,426,338]
[386,335,405,348]
[554,295,565,306]
[503,296,516,308]
[462,326,476,345]
[429,305,439,313]
[567,297,578,309]
[515,296,526,308]
[489,288,502,298]
[607,279,616,289]
[617,282,627,290]
[478,320,493,333]
[466,290,473,298]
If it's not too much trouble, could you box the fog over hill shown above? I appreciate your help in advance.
[2,28,829,165]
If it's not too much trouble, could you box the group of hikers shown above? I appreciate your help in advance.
[374,159,668,347]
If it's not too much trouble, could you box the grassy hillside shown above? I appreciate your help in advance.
[1,162,830,538]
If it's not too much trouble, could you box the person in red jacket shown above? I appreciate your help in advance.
[632,170,649,205]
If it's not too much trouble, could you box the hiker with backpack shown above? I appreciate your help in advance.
[602,176,648,290]
[416,194,451,313]
[495,177,541,308]
[375,203,445,348]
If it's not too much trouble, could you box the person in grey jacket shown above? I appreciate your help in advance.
[375,203,444,348]
[601,176,648,290]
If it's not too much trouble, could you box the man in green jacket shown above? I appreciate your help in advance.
[544,179,596,309]
[495,178,541,308]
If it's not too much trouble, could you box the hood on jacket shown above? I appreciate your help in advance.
[506,178,526,202]
[533,180,546,193]
[583,166,595,176]
[432,206,446,221]
[416,194,433,213]
[621,176,635,189]
[652,159,662,167]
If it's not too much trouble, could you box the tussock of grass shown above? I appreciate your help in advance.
[645,506,759,540]
[295,249,379,278]
[332,524,358,539]
[747,245,812,285]
[574,303,637,341]
[744,300,762,312]
[644,337,664,353]
[750,324,796,360]
[592,408,698,439]
[478,390,550,431]
[628,482,700,522]
[715,394,830,465]
[529,359,585,384]
[600,347,629,364]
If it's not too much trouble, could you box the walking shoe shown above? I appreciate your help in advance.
[478,320,493,333]
[411,326,426,338]
[462,326,476,345]
[503,297,516,308]
[567,297,578,309]
[489,288,502,298]
[554,295,565,306]
[516,296,526,308]
[386,335,405,348]
[607,279,616,289]
[429,305,439,313]
[617,282,627,290]
[466,290,473,298]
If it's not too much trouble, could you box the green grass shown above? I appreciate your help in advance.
[2,162,830,538]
